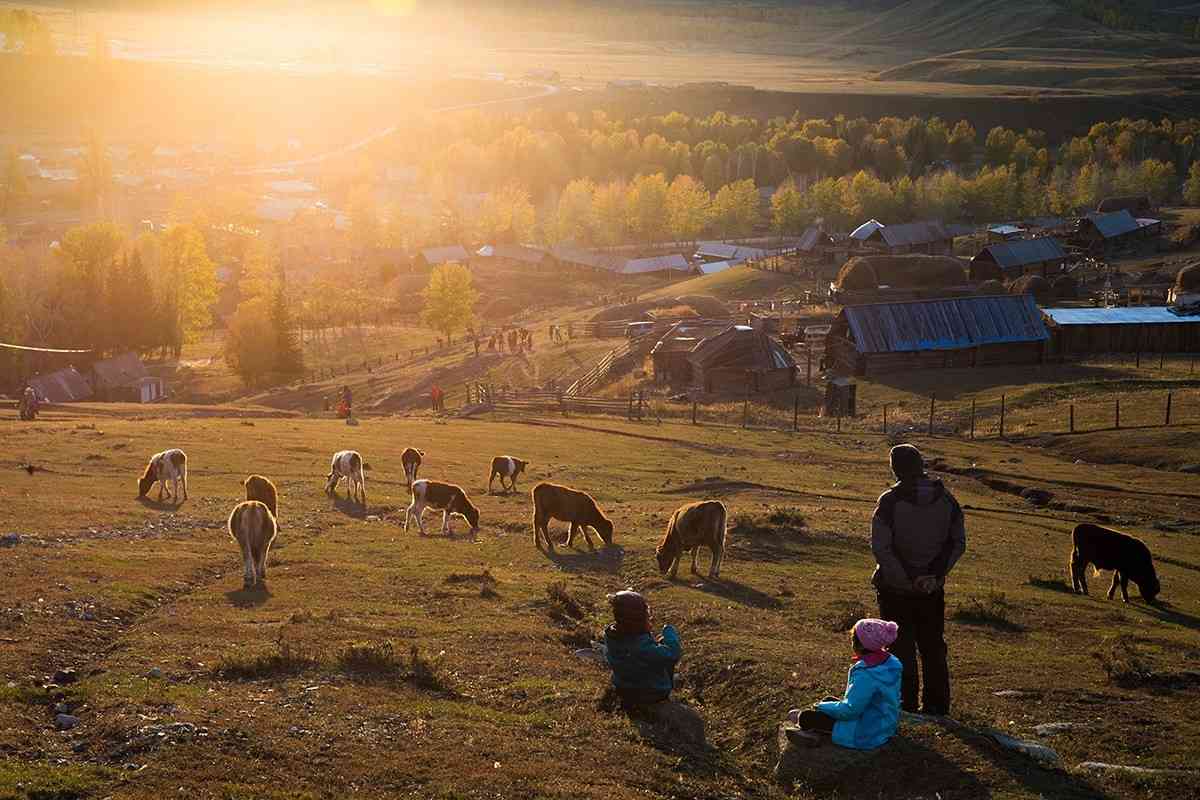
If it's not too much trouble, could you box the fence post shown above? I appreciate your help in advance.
[794,395,800,432]
[928,394,936,436]
[806,348,812,385]
[1159,350,1165,370]
[638,391,644,421]
[999,395,1006,439]
[836,410,841,433]
[742,385,749,429]
[882,403,889,435]
[970,399,976,440]
[1069,403,1075,434]
[1115,397,1121,429]
[692,400,698,425]
[628,393,634,420]
[1166,391,1173,426]
[1135,350,1140,368]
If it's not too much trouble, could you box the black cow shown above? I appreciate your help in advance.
[1070,523,1160,604]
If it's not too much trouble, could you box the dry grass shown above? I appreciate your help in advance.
[1,403,1198,798]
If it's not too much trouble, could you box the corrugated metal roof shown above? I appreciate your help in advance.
[92,352,149,388]
[1042,307,1200,326]
[695,242,767,261]
[28,367,93,403]
[988,224,1025,236]
[877,221,950,248]
[421,245,469,264]
[477,244,546,263]
[849,219,884,241]
[621,254,689,274]
[843,295,1048,354]
[1085,210,1139,239]
[975,237,1067,270]
[698,260,734,275]
[796,227,828,251]
[550,246,625,272]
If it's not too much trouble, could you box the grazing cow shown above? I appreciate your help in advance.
[401,447,424,487]
[228,500,277,589]
[244,475,279,526]
[405,479,480,536]
[657,500,727,580]
[325,450,368,505]
[1070,523,1160,604]
[531,482,613,553]
[488,456,529,494]
[137,449,188,503]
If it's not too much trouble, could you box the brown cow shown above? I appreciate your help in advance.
[401,447,424,487]
[228,500,277,589]
[657,500,727,579]
[531,482,613,553]
[138,449,188,503]
[405,479,480,536]
[488,456,529,494]
[244,475,279,525]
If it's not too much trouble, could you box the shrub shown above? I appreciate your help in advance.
[337,640,404,677]
[1093,635,1154,687]
[214,639,320,680]
[546,580,586,622]
[950,593,1023,632]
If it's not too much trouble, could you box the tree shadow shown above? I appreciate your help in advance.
[225,584,272,609]
[545,543,626,574]
[686,577,784,610]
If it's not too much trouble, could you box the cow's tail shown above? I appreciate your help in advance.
[362,462,373,472]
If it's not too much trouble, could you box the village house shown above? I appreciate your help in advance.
[849,219,954,256]
[91,352,167,403]
[687,324,797,394]
[970,237,1068,280]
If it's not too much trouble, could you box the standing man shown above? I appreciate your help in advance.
[871,444,966,716]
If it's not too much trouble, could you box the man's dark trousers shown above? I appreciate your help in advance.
[877,589,950,714]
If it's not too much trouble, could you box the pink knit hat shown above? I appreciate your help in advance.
[853,618,899,652]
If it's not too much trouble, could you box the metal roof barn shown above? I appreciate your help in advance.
[843,295,1048,353]
[971,237,1067,277]
[419,245,470,265]
[1042,307,1200,325]
[1042,306,1200,355]
[620,254,690,274]
[27,367,93,403]
[698,260,734,275]
[1084,210,1139,239]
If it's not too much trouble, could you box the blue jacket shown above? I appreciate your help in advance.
[603,624,681,692]
[815,655,903,750]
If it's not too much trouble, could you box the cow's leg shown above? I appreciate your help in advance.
[487,472,495,494]
[157,480,165,502]
[1107,571,1120,600]
[669,555,680,579]
[173,476,182,505]
[582,526,596,551]
[416,506,428,536]
[564,522,577,547]
[1120,574,1130,603]
[441,509,450,536]
[241,542,255,589]
[181,466,188,500]
[691,547,700,574]
[710,543,722,578]
[403,501,414,532]
[258,536,273,583]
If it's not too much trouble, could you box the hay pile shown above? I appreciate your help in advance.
[1009,274,1053,304]
[1175,262,1200,292]
[836,255,967,291]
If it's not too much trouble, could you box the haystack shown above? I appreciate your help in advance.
[1009,273,1053,304]
[836,255,966,291]
[1176,262,1200,292]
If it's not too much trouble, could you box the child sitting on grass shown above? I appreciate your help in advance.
[786,619,902,750]
[603,590,681,708]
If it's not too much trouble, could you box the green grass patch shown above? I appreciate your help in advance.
[0,760,115,800]
[213,639,321,681]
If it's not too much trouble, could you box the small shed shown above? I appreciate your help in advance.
[970,237,1068,280]
[27,367,93,403]
[649,320,726,386]
[1077,210,1159,252]
[827,295,1049,376]
[697,260,735,275]
[476,244,548,267]
[416,245,470,269]
[687,325,797,394]
[695,242,767,264]
[91,352,166,403]
[851,220,953,255]
[1042,306,1200,356]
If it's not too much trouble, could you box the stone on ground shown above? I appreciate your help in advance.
[774,723,884,788]
[991,732,1060,765]
[633,701,706,752]
[1076,762,1200,778]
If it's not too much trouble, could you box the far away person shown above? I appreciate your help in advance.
[871,444,966,716]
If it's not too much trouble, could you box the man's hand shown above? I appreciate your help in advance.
[915,575,940,594]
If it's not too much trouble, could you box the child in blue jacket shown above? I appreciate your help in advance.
[603,590,681,708]
[787,618,903,750]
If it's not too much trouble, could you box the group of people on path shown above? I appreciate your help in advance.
[477,328,533,356]
[602,443,966,752]
[547,323,573,344]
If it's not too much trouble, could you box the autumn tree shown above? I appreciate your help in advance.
[1185,161,1200,206]
[555,178,596,244]
[421,263,478,341]
[711,179,760,239]
[666,174,711,245]
[479,183,536,243]
[770,181,809,236]
[2,148,29,216]
[592,181,628,246]
[626,173,670,244]
[160,224,218,354]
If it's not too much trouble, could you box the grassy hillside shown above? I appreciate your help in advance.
[1,404,1197,798]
